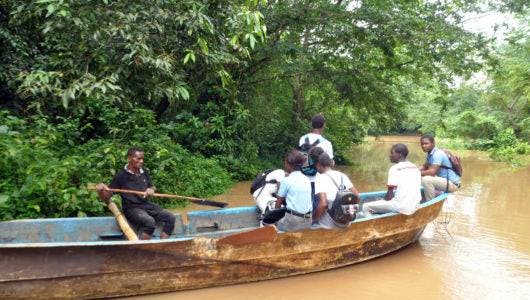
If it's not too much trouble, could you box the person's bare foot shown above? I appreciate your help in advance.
[139,232,151,240]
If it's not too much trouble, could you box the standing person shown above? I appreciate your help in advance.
[314,153,360,229]
[299,114,334,159]
[96,148,176,240]
[298,114,334,214]
[419,134,461,200]
[362,144,421,216]
[273,149,313,232]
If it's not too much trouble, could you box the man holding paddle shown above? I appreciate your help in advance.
[96,147,176,240]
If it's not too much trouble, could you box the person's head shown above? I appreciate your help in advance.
[284,149,306,173]
[390,143,408,163]
[420,134,435,153]
[308,146,324,164]
[311,114,325,130]
[127,147,145,170]
[316,152,333,173]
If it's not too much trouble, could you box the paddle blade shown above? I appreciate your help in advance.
[191,199,228,208]
[217,226,277,246]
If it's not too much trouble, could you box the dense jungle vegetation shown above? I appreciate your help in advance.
[0,0,528,220]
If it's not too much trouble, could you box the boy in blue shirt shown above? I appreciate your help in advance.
[419,134,461,200]
[274,150,313,232]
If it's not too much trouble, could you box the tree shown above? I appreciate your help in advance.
[237,0,491,158]
[1,0,266,119]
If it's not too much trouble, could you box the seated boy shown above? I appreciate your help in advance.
[362,144,421,216]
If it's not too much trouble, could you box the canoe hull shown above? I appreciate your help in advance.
[1,229,424,299]
[0,196,444,299]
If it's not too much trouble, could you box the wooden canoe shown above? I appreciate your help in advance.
[0,190,448,299]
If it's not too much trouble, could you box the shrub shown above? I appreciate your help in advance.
[451,110,500,140]
[0,110,233,220]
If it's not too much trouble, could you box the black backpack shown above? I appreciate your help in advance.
[299,136,320,176]
[325,173,358,225]
[250,169,278,195]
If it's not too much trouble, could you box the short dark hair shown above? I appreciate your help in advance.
[317,152,333,167]
[391,143,409,158]
[308,146,324,162]
[127,147,144,157]
[286,149,306,171]
[311,114,325,129]
[420,134,435,143]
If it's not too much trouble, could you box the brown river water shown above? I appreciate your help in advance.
[130,136,530,300]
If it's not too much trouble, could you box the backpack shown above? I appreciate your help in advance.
[325,173,359,226]
[250,169,278,194]
[440,149,463,177]
[299,136,321,176]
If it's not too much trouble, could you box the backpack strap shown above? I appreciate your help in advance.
[255,179,279,198]
[437,150,453,192]
[324,173,350,217]
[439,149,454,170]
[312,138,320,147]
[304,136,321,147]
[324,173,345,191]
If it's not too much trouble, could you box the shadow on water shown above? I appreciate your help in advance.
[144,136,530,300]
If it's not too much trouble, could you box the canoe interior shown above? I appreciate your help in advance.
[0,190,439,244]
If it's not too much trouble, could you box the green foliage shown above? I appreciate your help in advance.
[399,13,529,165]
[488,128,529,165]
[451,110,500,139]
[236,0,491,160]
[0,110,232,221]
[170,101,256,158]
[1,0,266,116]
[1,0,517,220]
[213,155,263,181]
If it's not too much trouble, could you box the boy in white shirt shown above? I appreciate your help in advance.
[314,153,360,229]
[362,143,421,216]
[298,114,334,160]
[298,114,334,216]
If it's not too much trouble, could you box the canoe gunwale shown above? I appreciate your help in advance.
[0,191,449,248]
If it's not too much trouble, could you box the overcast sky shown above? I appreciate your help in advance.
[462,11,519,42]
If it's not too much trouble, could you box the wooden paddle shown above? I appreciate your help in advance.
[89,187,228,208]
[100,198,138,241]
[217,225,278,246]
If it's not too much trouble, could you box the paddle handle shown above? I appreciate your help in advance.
[106,201,138,241]
[99,187,228,208]
[106,188,183,199]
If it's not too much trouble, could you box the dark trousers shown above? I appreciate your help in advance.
[124,203,176,236]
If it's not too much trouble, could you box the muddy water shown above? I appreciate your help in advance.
[134,136,530,299]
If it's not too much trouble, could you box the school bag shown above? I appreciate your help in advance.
[250,169,279,195]
[440,149,463,177]
[325,173,359,225]
[299,136,321,176]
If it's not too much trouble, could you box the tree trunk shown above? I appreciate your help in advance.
[291,75,305,131]
[290,28,311,130]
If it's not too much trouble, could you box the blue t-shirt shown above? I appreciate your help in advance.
[277,171,312,214]
[427,147,461,185]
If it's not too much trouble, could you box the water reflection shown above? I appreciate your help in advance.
[141,136,530,300]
